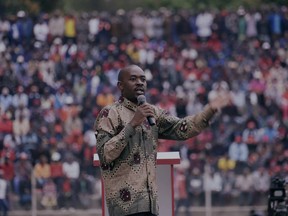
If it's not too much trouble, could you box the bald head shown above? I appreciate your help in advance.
[118,65,143,82]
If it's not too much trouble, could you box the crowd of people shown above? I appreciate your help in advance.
[0,4,287,212]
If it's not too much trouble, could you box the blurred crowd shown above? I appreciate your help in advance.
[0,4,288,211]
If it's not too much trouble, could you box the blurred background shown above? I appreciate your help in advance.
[0,0,287,215]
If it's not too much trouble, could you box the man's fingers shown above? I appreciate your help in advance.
[138,104,155,117]
[141,109,155,117]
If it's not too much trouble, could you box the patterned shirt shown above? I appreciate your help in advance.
[94,97,216,216]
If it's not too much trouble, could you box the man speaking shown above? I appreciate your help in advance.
[94,65,229,216]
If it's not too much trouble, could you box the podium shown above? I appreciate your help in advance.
[93,152,181,216]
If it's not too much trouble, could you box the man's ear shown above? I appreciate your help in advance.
[117,81,123,91]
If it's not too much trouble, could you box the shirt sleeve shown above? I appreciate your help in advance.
[94,106,135,164]
[157,104,216,140]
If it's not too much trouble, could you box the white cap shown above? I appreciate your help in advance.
[52,152,61,161]
[17,11,26,18]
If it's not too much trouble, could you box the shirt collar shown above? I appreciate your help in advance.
[118,96,138,111]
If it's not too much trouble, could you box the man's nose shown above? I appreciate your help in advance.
[136,79,144,85]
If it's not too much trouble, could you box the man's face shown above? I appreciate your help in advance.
[118,66,147,103]
[235,135,242,143]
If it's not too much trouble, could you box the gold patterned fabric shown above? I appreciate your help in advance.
[94,97,216,216]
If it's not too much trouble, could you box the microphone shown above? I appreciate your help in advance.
[137,95,156,126]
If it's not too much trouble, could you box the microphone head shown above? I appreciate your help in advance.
[137,95,146,105]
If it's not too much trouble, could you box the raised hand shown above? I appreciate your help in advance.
[209,92,231,111]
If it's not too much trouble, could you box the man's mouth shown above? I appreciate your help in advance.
[135,88,144,94]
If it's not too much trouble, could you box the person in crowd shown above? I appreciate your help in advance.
[235,168,254,206]
[12,114,30,139]
[64,13,77,43]
[187,167,204,206]
[77,171,93,209]
[242,119,260,152]
[0,170,9,216]
[62,153,80,208]
[33,16,49,43]
[217,153,236,172]
[228,134,249,171]
[0,157,15,191]
[33,155,51,189]
[252,166,270,205]
[40,178,57,209]
[12,85,28,109]
[50,151,64,192]
[204,168,223,206]
[195,9,214,42]
[174,167,189,216]
[48,10,65,41]
[14,153,32,209]
[220,170,236,206]
[0,87,12,113]
[94,65,230,216]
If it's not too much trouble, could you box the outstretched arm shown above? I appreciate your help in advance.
[157,92,231,140]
